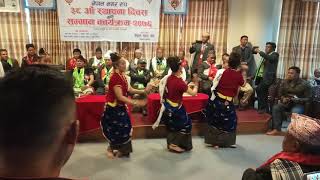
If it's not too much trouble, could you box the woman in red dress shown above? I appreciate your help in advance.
[205,52,245,148]
[101,53,152,158]
[160,56,198,153]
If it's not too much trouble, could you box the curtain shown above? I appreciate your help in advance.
[277,0,320,79]
[27,0,228,65]
[0,7,28,64]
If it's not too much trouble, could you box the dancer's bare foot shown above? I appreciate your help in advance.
[168,144,185,153]
[106,148,115,159]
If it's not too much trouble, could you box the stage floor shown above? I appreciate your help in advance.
[78,109,271,141]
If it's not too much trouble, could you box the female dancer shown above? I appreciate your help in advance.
[159,56,198,153]
[101,53,152,158]
[205,52,245,148]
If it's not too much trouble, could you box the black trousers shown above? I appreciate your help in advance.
[256,77,272,111]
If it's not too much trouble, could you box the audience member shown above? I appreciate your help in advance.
[235,64,254,110]
[232,35,256,78]
[72,58,94,96]
[198,50,218,95]
[267,66,312,136]
[242,113,320,180]
[0,65,79,179]
[0,49,19,74]
[254,42,279,114]
[189,32,215,74]
[0,60,4,78]
[38,48,52,64]
[178,49,190,81]
[310,68,320,87]
[96,51,113,95]
[221,53,230,69]
[130,59,151,90]
[150,47,169,81]
[88,47,104,74]
[120,50,130,74]
[66,48,86,71]
[21,44,39,68]
[130,59,151,116]
[130,49,143,71]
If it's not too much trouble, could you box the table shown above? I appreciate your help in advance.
[76,95,106,134]
[147,93,209,123]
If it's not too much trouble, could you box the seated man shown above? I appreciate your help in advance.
[130,48,143,71]
[198,51,218,95]
[234,63,254,110]
[21,44,39,68]
[130,59,151,90]
[72,58,95,96]
[88,47,104,74]
[178,49,190,81]
[0,49,19,74]
[150,47,169,79]
[130,59,151,116]
[96,52,113,95]
[267,66,312,136]
[0,65,79,179]
[242,113,320,180]
[309,68,320,87]
[38,48,52,64]
[66,48,87,71]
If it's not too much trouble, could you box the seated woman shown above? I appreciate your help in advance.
[72,58,95,96]
[101,53,153,158]
[205,52,245,148]
[157,56,198,153]
[242,113,320,180]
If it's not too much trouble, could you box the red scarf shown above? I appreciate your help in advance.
[24,55,34,65]
[181,59,188,68]
[259,152,320,169]
[67,58,77,70]
[208,62,217,78]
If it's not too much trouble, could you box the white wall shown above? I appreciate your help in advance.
[227,0,283,52]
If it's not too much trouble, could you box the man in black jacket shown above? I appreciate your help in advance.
[189,32,215,74]
[254,42,279,114]
[232,35,256,78]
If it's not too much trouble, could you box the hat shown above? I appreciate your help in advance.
[138,59,147,64]
[135,49,143,53]
[104,50,113,59]
[288,113,320,146]
[202,32,210,37]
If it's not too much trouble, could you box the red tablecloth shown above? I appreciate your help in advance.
[76,95,106,134]
[147,93,209,123]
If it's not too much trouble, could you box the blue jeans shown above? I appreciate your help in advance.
[271,103,304,131]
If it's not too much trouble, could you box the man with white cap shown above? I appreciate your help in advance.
[189,32,215,74]
[242,113,320,180]
[96,50,113,94]
[130,49,144,71]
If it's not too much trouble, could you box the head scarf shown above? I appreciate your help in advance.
[288,113,320,146]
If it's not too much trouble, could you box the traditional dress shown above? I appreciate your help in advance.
[21,55,38,68]
[160,74,192,151]
[101,72,133,155]
[205,68,244,147]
